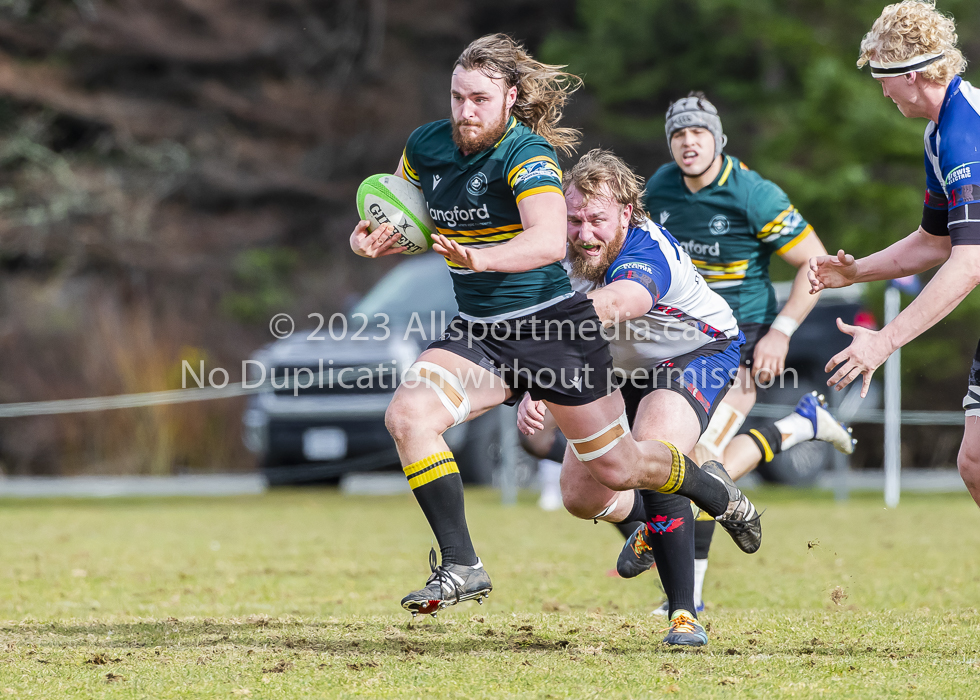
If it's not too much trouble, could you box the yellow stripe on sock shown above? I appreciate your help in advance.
[749,429,775,463]
[655,440,686,494]
[403,451,459,489]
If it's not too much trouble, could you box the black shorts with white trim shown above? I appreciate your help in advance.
[427,291,615,406]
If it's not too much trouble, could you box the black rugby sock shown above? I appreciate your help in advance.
[644,493,697,619]
[403,451,478,566]
[608,489,646,538]
[694,518,716,560]
[747,422,782,462]
[654,441,730,517]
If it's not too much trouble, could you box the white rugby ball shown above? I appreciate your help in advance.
[356,174,435,255]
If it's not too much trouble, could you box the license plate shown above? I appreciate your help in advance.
[302,427,348,461]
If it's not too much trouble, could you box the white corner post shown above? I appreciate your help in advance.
[883,285,902,508]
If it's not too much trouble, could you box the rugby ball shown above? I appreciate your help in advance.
[356,174,435,255]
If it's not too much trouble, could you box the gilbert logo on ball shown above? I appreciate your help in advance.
[356,174,435,255]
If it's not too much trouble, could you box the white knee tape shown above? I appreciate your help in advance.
[403,361,471,427]
[963,385,980,418]
[696,403,746,458]
[592,496,619,521]
[568,411,629,462]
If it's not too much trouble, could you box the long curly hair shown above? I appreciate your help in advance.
[455,34,582,157]
[857,1,966,83]
[563,149,648,228]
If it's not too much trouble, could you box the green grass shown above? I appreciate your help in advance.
[0,487,979,698]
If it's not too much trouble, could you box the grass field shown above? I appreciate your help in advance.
[0,486,978,698]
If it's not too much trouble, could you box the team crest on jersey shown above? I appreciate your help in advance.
[709,215,730,235]
[512,159,561,188]
[466,172,489,196]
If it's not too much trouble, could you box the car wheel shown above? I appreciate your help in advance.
[456,411,501,485]
[754,439,832,486]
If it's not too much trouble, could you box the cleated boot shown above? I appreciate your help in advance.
[796,391,857,454]
[400,548,492,616]
[663,610,708,647]
[616,522,658,579]
[652,599,704,617]
[701,461,762,554]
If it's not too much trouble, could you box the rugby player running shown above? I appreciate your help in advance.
[518,148,745,646]
[349,34,762,617]
[614,93,855,613]
[810,1,980,508]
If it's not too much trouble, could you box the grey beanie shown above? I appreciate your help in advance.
[664,93,727,160]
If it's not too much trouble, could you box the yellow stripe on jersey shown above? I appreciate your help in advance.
[717,157,735,186]
[691,258,749,282]
[436,223,523,238]
[758,205,803,240]
[515,184,564,205]
[507,155,561,187]
[775,224,813,255]
[440,232,520,244]
[690,258,749,273]
[401,149,419,184]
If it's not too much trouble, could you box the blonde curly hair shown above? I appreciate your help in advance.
[857,1,966,84]
[563,149,647,228]
[456,34,582,157]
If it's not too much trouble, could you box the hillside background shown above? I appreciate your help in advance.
[0,0,975,475]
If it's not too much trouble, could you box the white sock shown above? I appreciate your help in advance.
[693,558,709,607]
[537,459,563,511]
[773,413,814,452]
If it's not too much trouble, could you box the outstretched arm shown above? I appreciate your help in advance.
[825,244,980,397]
[809,227,951,292]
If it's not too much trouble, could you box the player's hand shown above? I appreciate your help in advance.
[517,393,548,436]
[751,328,790,384]
[350,220,408,258]
[825,318,894,398]
[431,234,488,272]
[808,249,858,293]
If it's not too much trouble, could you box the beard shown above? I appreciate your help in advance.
[452,105,509,154]
[568,229,627,285]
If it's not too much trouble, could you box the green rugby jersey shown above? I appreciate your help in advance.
[643,155,813,325]
[402,117,571,319]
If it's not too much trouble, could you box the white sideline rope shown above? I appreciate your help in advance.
[0,381,965,425]
[0,383,265,418]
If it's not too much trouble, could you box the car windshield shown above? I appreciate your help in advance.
[352,254,458,324]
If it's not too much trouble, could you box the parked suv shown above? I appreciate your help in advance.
[242,254,502,485]
[243,255,876,486]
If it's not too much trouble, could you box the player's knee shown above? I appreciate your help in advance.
[956,442,980,486]
[561,491,596,520]
[384,399,412,443]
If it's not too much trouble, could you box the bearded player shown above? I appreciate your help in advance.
[519,148,745,646]
[810,1,980,509]
[614,92,855,614]
[349,34,762,617]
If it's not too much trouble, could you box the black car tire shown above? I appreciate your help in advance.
[455,411,501,485]
[753,435,834,486]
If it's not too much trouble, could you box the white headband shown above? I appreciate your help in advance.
[869,52,944,79]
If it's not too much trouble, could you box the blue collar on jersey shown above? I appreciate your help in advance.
[938,75,963,126]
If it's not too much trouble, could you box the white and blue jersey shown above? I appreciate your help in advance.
[922,76,980,245]
[569,218,740,372]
